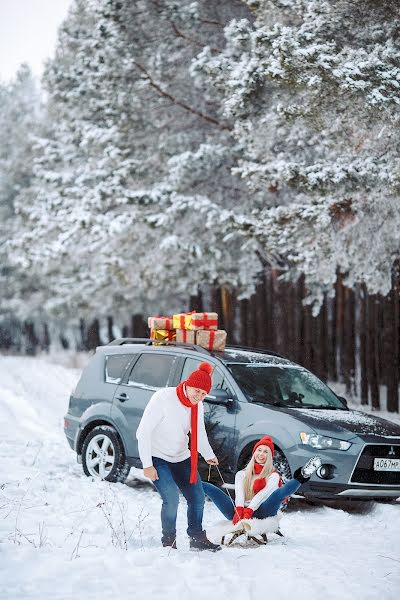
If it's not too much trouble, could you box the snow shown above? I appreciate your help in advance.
[1,355,399,599]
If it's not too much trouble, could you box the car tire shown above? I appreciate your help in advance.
[82,425,130,483]
[273,448,292,511]
[273,448,292,483]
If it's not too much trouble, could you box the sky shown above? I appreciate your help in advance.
[0,0,72,82]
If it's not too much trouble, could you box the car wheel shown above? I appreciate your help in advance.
[273,449,292,511]
[82,426,130,483]
[273,448,292,483]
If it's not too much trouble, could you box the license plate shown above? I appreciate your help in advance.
[373,458,400,471]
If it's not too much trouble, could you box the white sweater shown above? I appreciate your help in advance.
[136,387,215,468]
[234,469,281,511]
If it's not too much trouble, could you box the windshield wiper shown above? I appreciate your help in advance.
[302,405,347,410]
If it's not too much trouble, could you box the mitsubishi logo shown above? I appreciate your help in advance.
[388,446,395,456]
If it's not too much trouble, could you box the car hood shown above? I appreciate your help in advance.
[280,407,400,440]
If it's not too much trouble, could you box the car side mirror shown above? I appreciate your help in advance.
[205,388,234,407]
[338,395,348,407]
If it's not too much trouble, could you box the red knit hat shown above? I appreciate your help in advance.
[185,362,213,394]
[252,435,274,458]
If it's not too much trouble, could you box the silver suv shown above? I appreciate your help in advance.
[64,338,400,501]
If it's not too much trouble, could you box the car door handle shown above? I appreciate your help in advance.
[115,393,129,402]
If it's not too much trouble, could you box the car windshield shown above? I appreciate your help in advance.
[227,363,346,409]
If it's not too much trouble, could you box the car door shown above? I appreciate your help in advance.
[179,357,238,483]
[111,352,179,457]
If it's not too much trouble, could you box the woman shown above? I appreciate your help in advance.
[203,436,322,523]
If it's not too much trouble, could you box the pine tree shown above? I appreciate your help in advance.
[0,65,43,318]
[192,0,400,309]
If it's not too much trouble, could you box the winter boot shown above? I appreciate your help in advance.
[162,535,177,549]
[294,456,322,484]
[189,531,221,552]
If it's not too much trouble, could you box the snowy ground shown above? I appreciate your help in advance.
[0,356,399,600]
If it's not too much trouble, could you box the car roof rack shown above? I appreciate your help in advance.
[107,337,211,355]
[225,344,286,360]
[107,338,286,360]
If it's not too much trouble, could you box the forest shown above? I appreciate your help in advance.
[1,0,399,411]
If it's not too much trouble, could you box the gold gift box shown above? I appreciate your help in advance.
[150,329,176,342]
[172,312,194,330]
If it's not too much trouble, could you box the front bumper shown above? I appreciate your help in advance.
[300,480,400,499]
[288,439,400,500]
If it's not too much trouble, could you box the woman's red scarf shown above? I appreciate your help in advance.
[253,462,266,493]
[176,382,198,484]
[253,462,282,493]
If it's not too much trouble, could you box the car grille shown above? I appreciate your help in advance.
[350,444,400,485]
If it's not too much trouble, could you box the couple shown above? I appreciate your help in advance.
[136,361,322,551]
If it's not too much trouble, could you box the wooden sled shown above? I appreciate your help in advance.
[207,513,283,547]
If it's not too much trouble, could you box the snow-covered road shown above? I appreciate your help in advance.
[0,356,399,600]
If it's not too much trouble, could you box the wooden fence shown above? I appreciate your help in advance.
[1,269,399,412]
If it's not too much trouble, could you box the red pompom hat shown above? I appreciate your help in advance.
[252,435,275,458]
[176,362,213,483]
[185,362,213,393]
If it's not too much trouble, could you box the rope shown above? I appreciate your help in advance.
[214,465,242,521]
[168,464,241,555]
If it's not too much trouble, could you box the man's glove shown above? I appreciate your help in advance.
[243,507,254,520]
[232,506,244,525]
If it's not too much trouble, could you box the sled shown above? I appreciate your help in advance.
[207,513,283,547]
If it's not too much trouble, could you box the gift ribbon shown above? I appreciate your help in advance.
[175,310,196,330]
[208,330,216,351]
[192,314,218,329]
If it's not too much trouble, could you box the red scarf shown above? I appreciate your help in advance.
[253,462,266,493]
[253,462,282,494]
[176,382,198,484]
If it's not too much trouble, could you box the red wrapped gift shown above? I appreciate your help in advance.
[148,316,174,330]
[191,312,218,330]
[176,329,196,344]
[196,329,227,351]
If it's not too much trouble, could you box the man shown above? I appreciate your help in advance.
[136,361,221,551]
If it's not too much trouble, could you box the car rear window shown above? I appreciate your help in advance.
[105,354,133,384]
[127,353,177,389]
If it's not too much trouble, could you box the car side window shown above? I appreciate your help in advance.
[127,353,177,389]
[180,358,203,382]
[212,368,232,395]
[105,354,133,384]
[181,359,232,396]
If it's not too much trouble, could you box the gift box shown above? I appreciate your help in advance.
[196,329,227,352]
[150,329,176,342]
[173,312,195,330]
[176,329,196,344]
[148,316,174,330]
[190,312,218,330]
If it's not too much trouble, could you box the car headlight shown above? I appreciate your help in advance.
[300,432,351,451]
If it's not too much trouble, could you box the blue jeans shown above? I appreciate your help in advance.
[202,479,301,519]
[152,457,205,542]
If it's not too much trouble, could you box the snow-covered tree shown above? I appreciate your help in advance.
[192,0,400,308]
[10,0,400,319]
[0,65,43,317]
[11,0,256,319]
